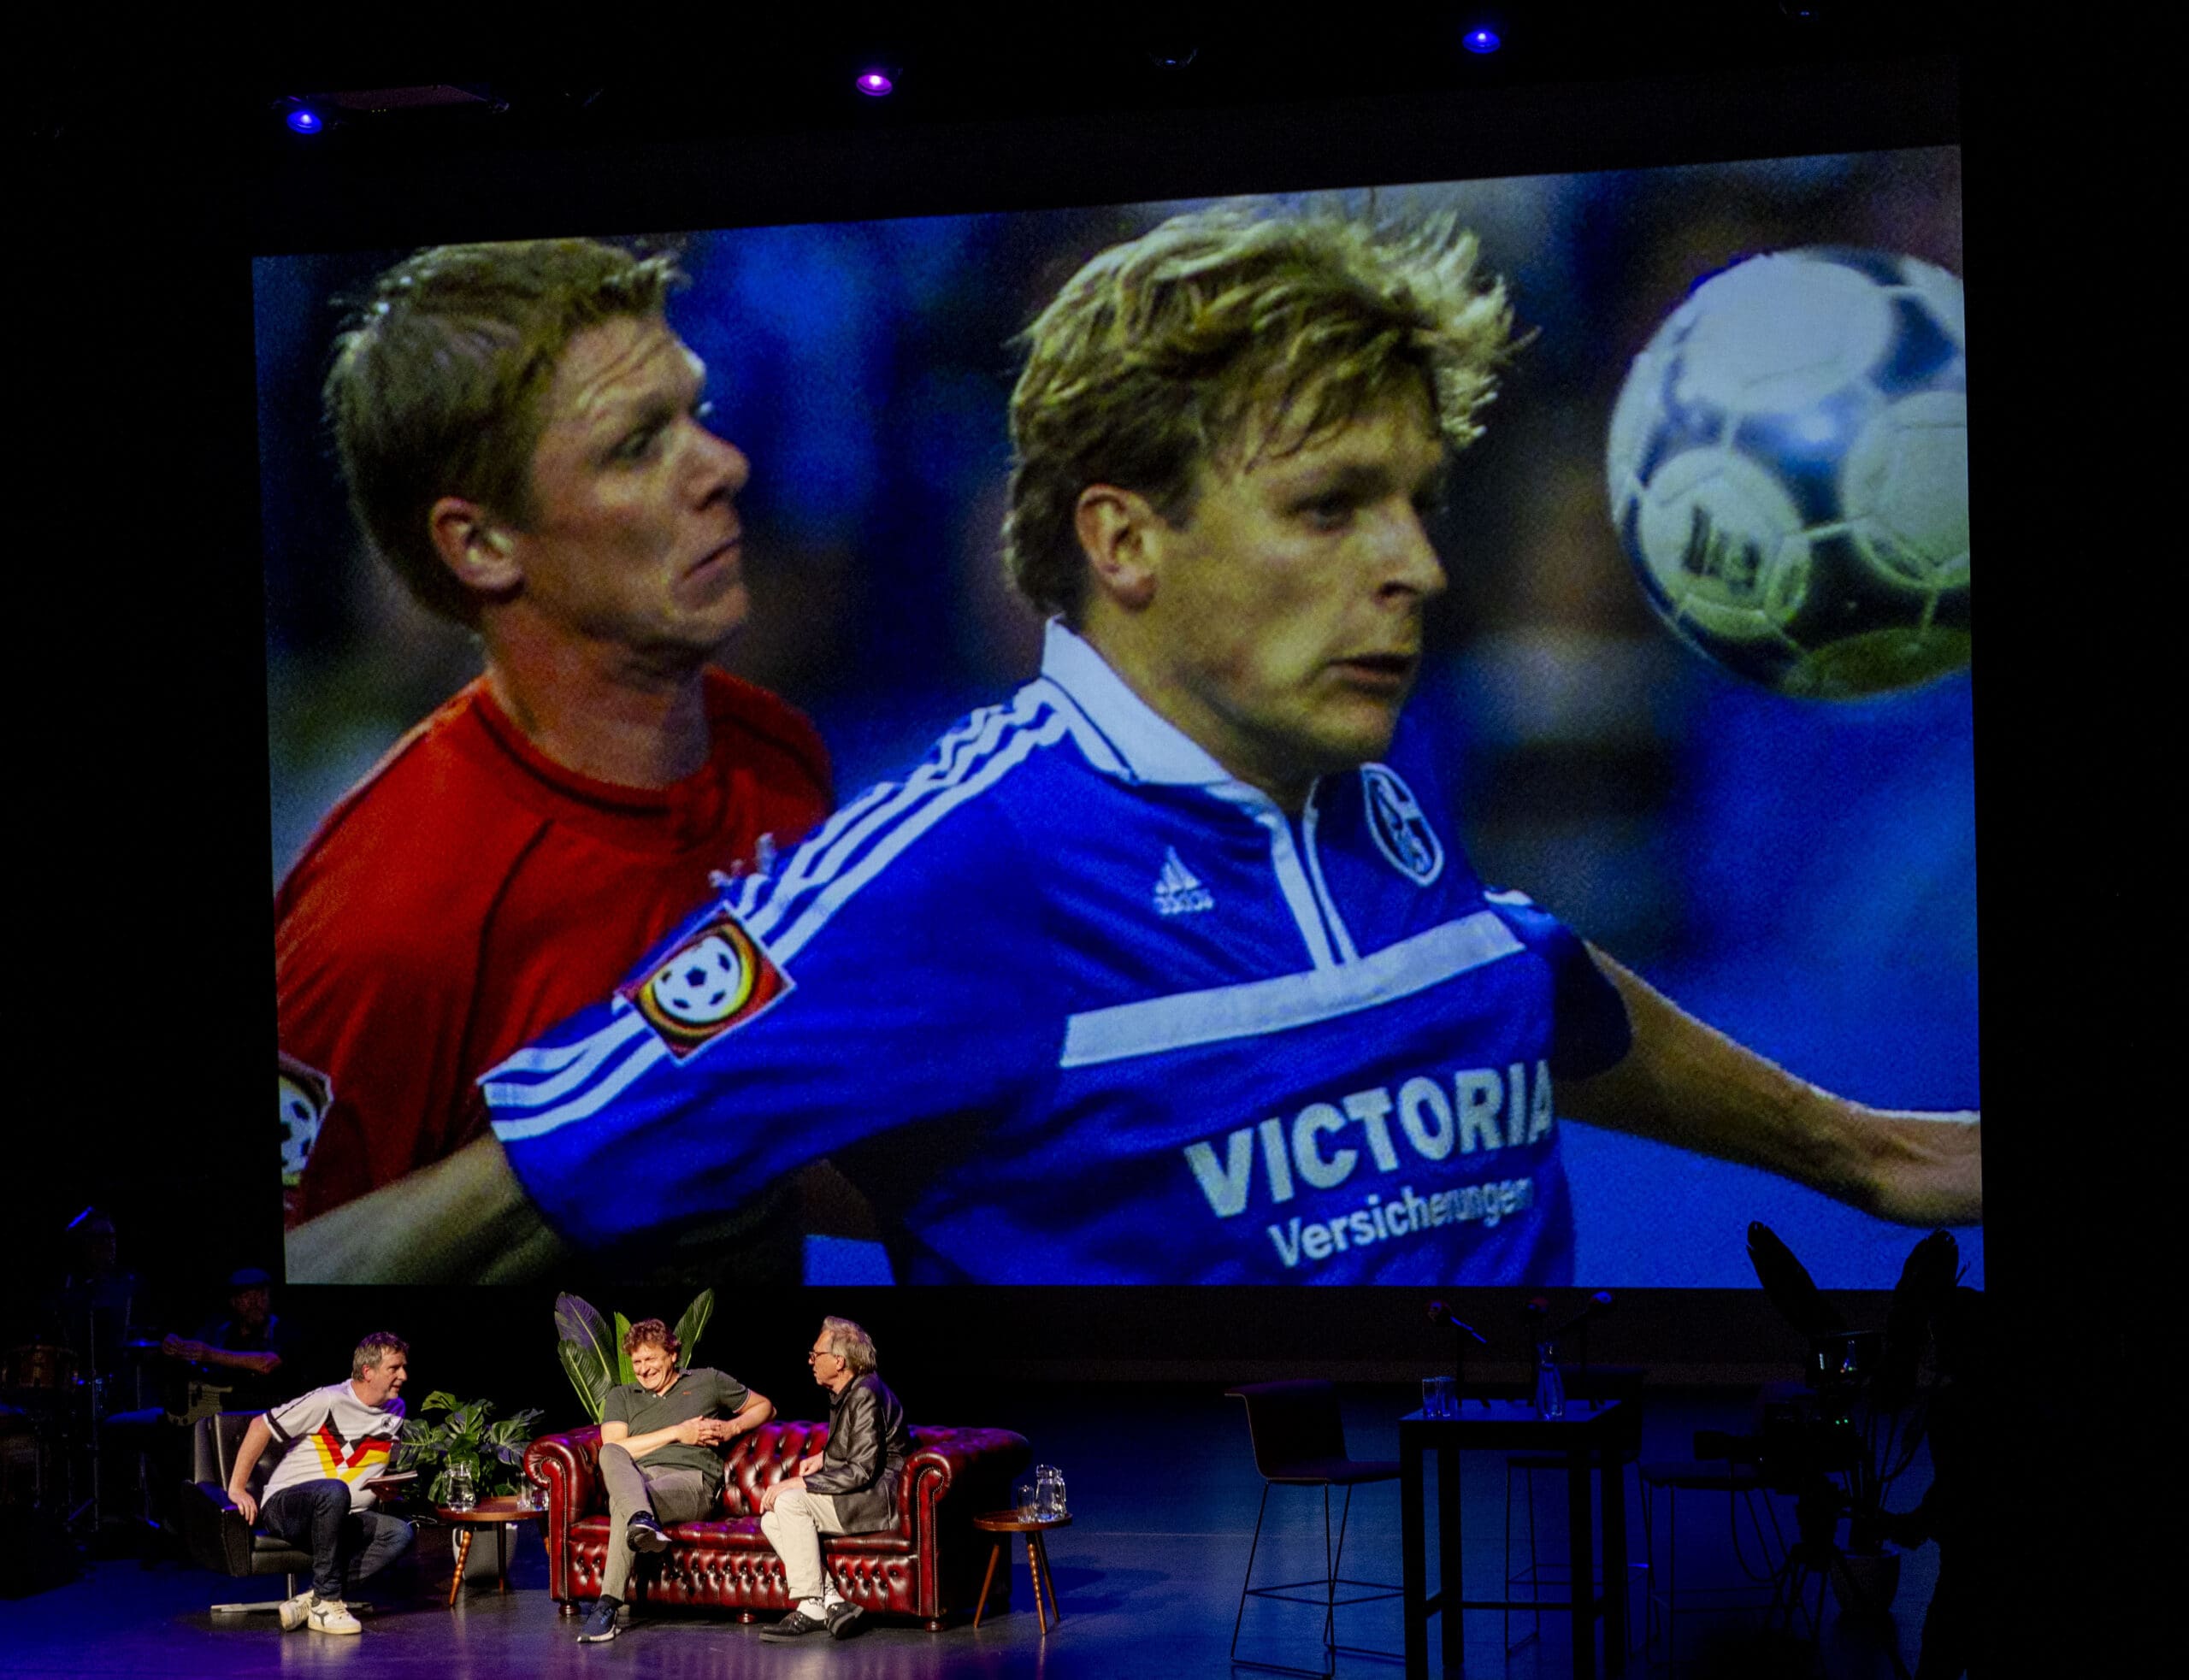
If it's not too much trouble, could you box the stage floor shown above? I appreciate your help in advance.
[0,1384,1937,1678]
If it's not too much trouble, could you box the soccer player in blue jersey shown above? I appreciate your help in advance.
[288,210,1980,1285]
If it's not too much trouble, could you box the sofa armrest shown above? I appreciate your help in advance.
[526,1424,605,1520]
[906,1425,1031,1517]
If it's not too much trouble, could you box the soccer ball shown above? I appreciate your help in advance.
[1606,248,1968,697]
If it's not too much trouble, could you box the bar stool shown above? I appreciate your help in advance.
[1637,1385,1796,1671]
[1225,1381,1404,1678]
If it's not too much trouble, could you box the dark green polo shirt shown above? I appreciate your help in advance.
[601,1366,749,1490]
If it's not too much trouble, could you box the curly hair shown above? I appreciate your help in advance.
[323,239,682,626]
[621,1317,680,1358]
[1004,209,1513,621]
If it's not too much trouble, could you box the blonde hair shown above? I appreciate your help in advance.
[324,239,681,625]
[1004,209,1513,620]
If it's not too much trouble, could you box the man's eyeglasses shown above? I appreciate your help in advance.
[806,1347,840,1364]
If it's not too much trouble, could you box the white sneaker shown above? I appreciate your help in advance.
[307,1598,362,1636]
[277,1589,316,1630]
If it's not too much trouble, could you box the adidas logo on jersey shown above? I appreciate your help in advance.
[1154,847,1214,917]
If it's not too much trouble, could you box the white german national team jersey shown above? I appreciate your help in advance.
[486,623,1631,1283]
[261,1382,407,1508]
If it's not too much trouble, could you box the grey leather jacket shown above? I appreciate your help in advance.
[802,1371,910,1532]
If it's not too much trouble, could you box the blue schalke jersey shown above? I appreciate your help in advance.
[486,624,1631,1284]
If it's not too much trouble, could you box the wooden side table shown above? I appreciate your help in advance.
[971,1511,1070,1634]
[434,1496,547,1606]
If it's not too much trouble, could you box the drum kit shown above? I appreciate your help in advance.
[0,1341,90,1516]
[0,1335,226,1537]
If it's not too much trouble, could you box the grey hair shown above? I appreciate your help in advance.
[820,1317,876,1376]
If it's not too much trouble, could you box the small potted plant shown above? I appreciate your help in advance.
[393,1392,546,1581]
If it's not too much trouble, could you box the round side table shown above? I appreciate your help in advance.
[971,1511,1071,1634]
[434,1497,546,1606]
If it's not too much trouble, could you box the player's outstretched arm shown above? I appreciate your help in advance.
[284,1135,565,1283]
[1561,947,1980,1226]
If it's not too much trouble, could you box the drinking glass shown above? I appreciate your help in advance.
[447,1464,475,1511]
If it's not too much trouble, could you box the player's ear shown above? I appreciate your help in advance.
[428,496,523,594]
[1075,483,1161,611]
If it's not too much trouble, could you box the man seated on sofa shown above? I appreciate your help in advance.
[581,1317,775,1644]
[224,1330,415,1636]
[758,1316,911,1642]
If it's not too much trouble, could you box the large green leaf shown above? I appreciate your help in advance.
[673,1289,716,1370]
[555,1293,617,1421]
[554,1294,611,1365]
[558,1340,609,1424]
[612,1312,636,1387]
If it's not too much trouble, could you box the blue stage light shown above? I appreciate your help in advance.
[1462,27,1502,54]
[286,107,323,134]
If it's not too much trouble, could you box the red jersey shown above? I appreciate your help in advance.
[276,670,830,1223]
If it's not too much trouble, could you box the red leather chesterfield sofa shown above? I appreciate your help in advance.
[523,1418,1031,1628]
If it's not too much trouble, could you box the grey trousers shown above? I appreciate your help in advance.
[597,1443,711,1601]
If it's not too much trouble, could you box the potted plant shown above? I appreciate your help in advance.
[392,1391,547,1583]
[395,1391,549,1506]
[553,1289,715,1421]
[1744,1222,1961,1622]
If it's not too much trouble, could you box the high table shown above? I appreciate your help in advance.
[1399,1397,1635,1679]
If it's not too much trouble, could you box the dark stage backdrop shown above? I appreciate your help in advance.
[13,16,2152,1412]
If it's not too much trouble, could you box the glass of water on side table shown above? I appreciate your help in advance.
[446,1463,475,1511]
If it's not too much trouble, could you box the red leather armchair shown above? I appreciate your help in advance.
[523,1418,1030,1629]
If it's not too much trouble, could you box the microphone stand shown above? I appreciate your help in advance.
[1451,1317,1487,1409]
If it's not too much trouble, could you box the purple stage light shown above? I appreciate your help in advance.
[286,107,324,133]
[1462,27,1502,54]
[856,70,894,97]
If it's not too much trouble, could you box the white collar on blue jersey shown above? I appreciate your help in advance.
[1040,618,1241,788]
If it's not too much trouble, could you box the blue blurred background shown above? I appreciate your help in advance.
[257,145,1975,1288]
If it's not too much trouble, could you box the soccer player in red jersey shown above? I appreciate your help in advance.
[277,242,831,1278]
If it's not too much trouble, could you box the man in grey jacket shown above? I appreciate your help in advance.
[758,1316,910,1641]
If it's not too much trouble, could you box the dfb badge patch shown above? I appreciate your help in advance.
[278,1053,332,1185]
[622,908,790,1059]
[1361,764,1443,886]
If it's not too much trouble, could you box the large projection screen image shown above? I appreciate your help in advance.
[262,144,1976,1290]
